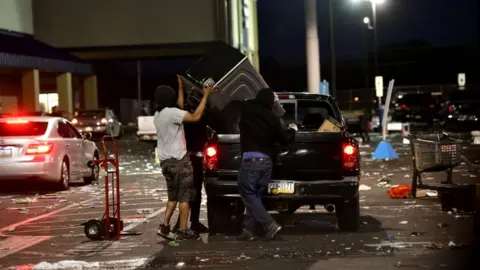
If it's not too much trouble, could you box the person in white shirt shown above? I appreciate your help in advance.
[154,76,214,240]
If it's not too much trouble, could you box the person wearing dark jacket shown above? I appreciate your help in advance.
[237,88,297,241]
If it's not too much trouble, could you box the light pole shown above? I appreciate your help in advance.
[305,0,321,94]
[328,0,336,97]
[353,0,384,76]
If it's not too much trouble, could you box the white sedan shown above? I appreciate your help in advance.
[0,116,100,190]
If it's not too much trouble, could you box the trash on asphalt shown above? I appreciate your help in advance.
[437,222,449,228]
[175,262,186,269]
[7,227,15,232]
[410,232,425,236]
[359,184,371,191]
[399,220,408,225]
[19,208,29,214]
[376,178,391,187]
[32,260,100,269]
[12,197,37,204]
[448,241,466,249]
[426,190,438,197]
[387,185,411,199]
[136,208,154,214]
[423,242,444,249]
[168,241,180,247]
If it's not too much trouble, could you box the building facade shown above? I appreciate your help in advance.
[32,0,260,70]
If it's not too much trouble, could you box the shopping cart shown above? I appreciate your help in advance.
[409,132,464,197]
[82,135,123,241]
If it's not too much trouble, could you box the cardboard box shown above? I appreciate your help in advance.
[317,117,342,132]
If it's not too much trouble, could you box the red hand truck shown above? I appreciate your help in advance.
[83,135,124,241]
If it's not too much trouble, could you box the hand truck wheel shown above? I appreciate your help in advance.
[84,219,105,241]
[102,217,124,238]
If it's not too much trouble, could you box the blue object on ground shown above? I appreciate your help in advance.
[371,141,399,160]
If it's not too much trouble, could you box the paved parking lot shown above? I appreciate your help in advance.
[0,135,476,269]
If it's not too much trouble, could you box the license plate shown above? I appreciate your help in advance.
[268,181,295,194]
[85,127,93,132]
[0,149,12,158]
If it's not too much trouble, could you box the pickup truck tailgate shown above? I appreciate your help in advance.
[216,132,344,181]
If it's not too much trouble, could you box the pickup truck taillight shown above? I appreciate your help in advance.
[203,145,218,171]
[342,142,359,171]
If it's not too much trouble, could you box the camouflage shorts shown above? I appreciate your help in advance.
[160,155,195,203]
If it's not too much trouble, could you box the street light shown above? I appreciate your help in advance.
[352,0,384,76]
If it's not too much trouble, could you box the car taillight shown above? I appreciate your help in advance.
[448,105,454,113]
[6,119,29,124]
[203,145,218,171]
[401,104,407,110]
[26,143,53,155]
[71,118,78,125]
[342,142,359,171]
[101,118,108,125]
[430,104,435,109]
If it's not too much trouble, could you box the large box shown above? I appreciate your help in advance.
[180,42,284,116]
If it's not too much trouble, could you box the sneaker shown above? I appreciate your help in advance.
[157,224,171,237]
[173,231,189,241]
[264,222,282,240]
[237,229,257,241]
[173,220,180,232]
[191,222,209,233]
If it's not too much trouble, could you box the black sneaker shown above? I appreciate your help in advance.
[173,220,180,232]
[173,231,189,241]
[264,222,282,240]
[237,229,257,241]
[157,224,171,237]
[191,222,209,233]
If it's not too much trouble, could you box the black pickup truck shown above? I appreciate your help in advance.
[202,93,361,233]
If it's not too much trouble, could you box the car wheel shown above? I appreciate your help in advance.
[207,197,243,234]
[335,194,360,231]
[58,159,70,191]
[84,152,100,185]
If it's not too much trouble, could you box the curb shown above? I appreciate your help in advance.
[6,257,152,270]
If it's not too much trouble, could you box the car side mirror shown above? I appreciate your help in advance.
[83,132,92,140]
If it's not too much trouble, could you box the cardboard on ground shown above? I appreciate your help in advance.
[317,117,342,132]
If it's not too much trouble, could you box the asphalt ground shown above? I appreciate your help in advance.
[0,134,477,270]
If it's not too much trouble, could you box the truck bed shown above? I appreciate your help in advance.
[215,132,345,181]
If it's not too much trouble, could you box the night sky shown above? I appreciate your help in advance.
[257,0,479,67]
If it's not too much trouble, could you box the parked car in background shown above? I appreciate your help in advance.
[71,109,124,138]
[0,116,99,190]
[442,90,480,133]
[136,115,156,142]
[392,93,441,123]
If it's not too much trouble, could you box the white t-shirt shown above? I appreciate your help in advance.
[154,107,187,161]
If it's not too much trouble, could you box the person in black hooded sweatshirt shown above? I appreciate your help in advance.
[237,88,298,241]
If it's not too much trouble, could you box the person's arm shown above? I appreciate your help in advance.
[273,115,297,145]
[176,75,185,109]
[183,85,214,123]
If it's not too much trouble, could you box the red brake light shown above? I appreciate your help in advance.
[401,104,407,110]
[7,120,29,124]
[71,118,78,125]
[342,142,359,171]
[26,143,53,155]
[101,118,108,125]
[429,104,435,109]
[203,145,218,171]
[448,105,454,113]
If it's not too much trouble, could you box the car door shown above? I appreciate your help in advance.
[57,121,81,177]
[66,122,90,175]
[108,109,121,136]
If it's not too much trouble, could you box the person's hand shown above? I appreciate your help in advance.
[203,85,215,96]
[288,123,298,132]
[177,75,183,88]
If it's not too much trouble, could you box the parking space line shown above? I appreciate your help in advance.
[0,196,99,234]
[0,235,53,259]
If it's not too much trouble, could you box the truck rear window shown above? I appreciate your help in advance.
[281,100,336,128]
[0,121,49,137]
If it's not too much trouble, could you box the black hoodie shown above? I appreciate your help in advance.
[239,88,294,158]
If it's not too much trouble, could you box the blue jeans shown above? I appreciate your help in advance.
[238,158,274,233]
